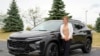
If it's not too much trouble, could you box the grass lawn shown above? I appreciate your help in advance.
[0,29,12,40]
[0,32,12,40]
[92,32,100,47]
[0,29,100,47]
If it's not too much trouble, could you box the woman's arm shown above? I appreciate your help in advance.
[60,25,65,39]
[69,23,74,39]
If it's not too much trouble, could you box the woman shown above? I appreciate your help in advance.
[60,16,73,56]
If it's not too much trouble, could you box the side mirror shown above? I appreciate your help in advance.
[73,32,75,34]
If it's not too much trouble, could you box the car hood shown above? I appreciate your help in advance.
[10,31,51,38]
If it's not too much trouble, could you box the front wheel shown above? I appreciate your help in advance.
[45,43,59,56]
[81,38,92,53]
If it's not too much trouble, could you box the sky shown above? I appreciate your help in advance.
[0,0,100,27]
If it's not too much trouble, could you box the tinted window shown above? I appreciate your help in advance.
[74,24,83,30]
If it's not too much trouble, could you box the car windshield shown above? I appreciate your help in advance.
[32,20,62,31]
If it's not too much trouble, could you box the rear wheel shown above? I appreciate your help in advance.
[45,43,59,56]
[81,38,92,53]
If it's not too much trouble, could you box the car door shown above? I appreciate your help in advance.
[72,22,85,45]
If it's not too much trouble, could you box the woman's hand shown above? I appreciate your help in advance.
[61,37,66,40]
[64,37,70,41]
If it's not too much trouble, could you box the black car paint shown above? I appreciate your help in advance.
[7,20,92,56]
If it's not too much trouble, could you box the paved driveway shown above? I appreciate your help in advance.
[0,41,100,56]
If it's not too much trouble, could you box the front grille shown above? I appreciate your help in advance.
[8,40,27,48]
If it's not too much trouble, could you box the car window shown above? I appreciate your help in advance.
[32,20,62,31]
[74,24,82,30]
[73,20,85,30]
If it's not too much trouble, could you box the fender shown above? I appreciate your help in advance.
[40,35,60,56]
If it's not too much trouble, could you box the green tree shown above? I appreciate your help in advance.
[3,0,23,32]
[87,24,95,30]
[46,0,72,20]
[95,14,100,32]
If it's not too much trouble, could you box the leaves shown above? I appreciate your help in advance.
[3,0,23,32]
[95,15,100,32]
[46,0,72,20]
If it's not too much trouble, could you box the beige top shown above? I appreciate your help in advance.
[60,23,73,39]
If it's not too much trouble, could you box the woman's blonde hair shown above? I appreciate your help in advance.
[62,16,69,20]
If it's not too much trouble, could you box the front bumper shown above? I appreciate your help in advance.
[7,39,42,56]
[8,48,40,56]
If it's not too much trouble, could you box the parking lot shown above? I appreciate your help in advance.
[0,41,100,56]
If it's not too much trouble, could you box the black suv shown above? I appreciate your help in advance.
[7,19,92,56]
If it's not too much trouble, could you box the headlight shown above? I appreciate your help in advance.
[35,41,41,44]
[35,41,41,48]
[29,41,41,50]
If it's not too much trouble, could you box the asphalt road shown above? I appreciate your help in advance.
[0,41,100,56]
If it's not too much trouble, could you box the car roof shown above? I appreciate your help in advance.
[47,19,82,24]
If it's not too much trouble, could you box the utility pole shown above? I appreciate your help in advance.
[85,10,88,25]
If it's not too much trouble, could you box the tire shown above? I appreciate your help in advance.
[45,42,59,56]
[81,38,92,53]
